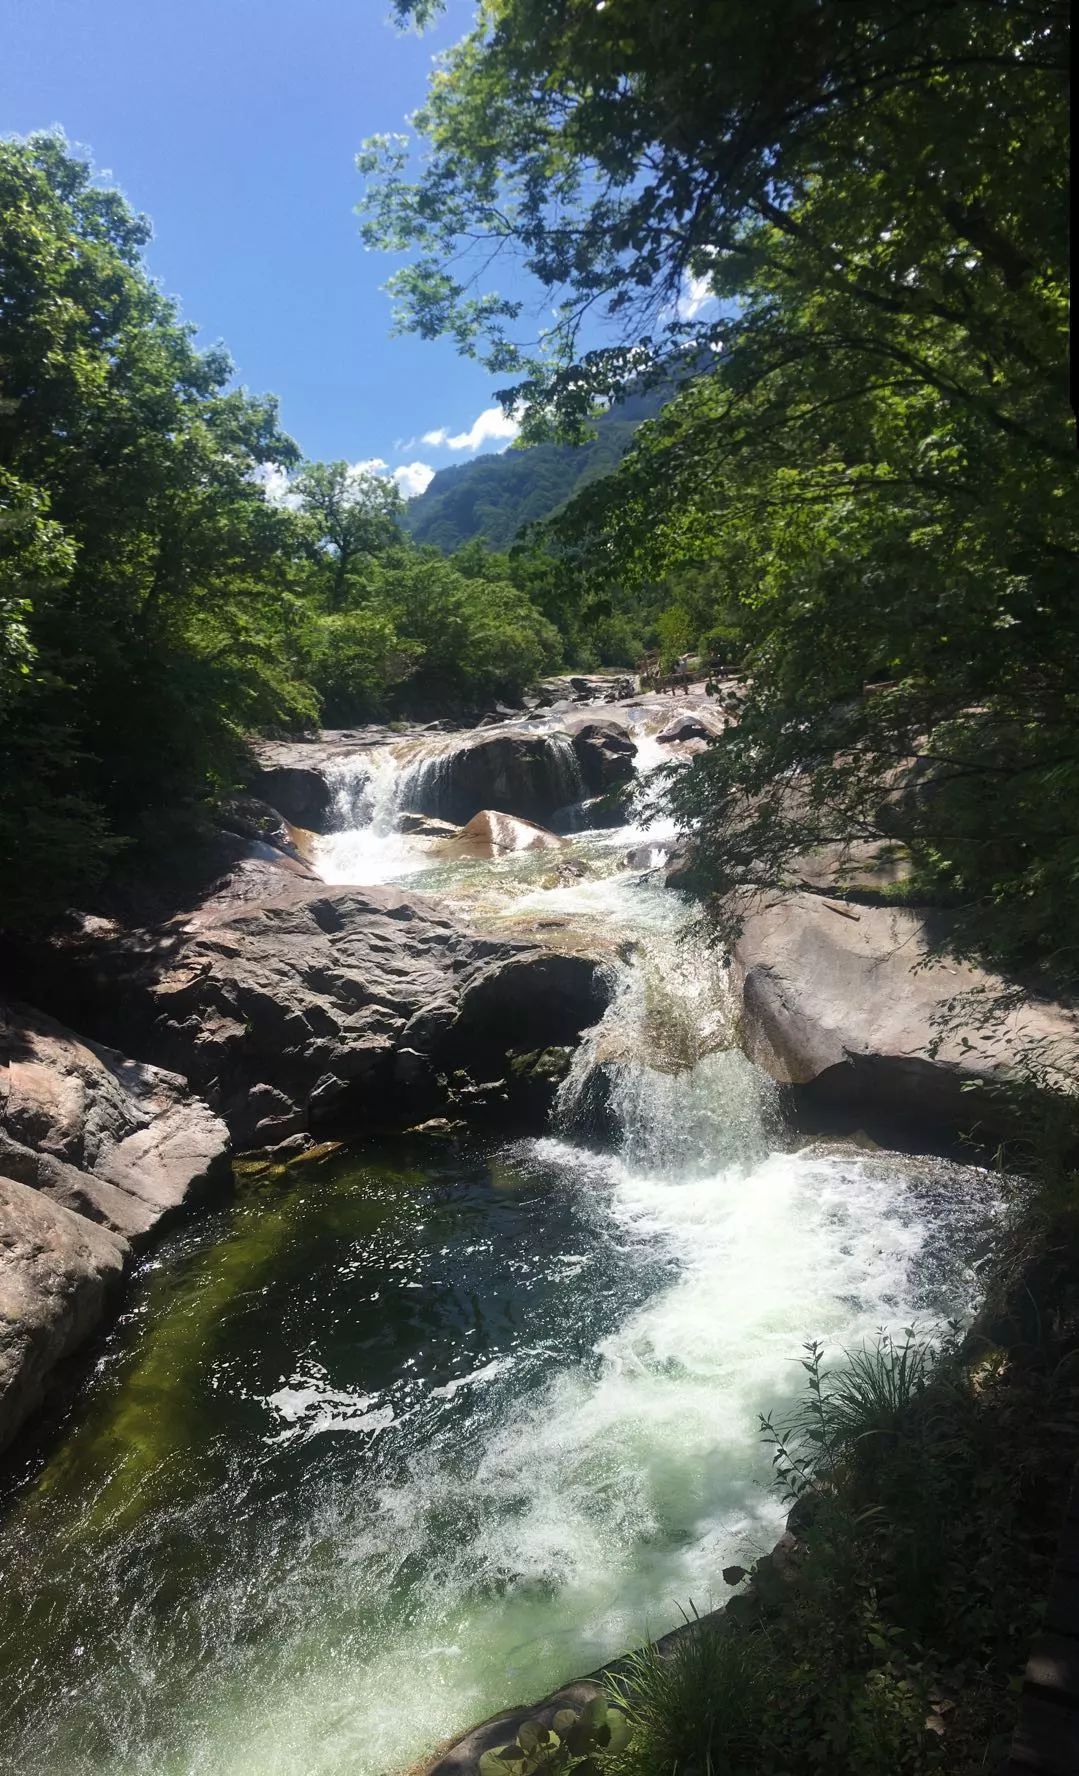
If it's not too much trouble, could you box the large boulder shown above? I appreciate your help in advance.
[218,795,319,872]
[47,878,612,1147]
[450,952,611,1057]
[447,811,563,858]
[0,1002,230,1243]
[731,891,1078,1139]
[250,763,334,832]
[570,721,637,793]
[656,710,724,745]
[403,732,587,826]
[248,734,397,833]
[0,1174,127,1452]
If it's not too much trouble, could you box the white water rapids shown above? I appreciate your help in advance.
[0,698,998,1776]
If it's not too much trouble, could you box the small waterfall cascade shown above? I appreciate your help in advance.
[325,748,406,833]
[316,746,438,885]
[544,731,587,814]
[393,742,462,821]
[556,918,777,1177]
[371,726,586,827]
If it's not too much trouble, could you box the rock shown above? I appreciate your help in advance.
[657,711,724,744]
[249,763,334,832]
[570,721,637,794]
[406,1117,468,1141]
[0,1173,128,1452]
[404,732,586,826]
[790,839,912,900]
[624,842,672,872]
[449,952,612,1062]
[731,890,1079,1139]
[0,1001,230,1243]
[722,1565,748,1586]
[396,811,463,840]
[663,842,698,889]
[577,786,635,830]
[447,811,564,859]
[218,796,314,868]
[45,879,611,1144]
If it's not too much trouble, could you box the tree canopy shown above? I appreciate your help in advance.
[364,0,1075,985]
[0,135,567,927]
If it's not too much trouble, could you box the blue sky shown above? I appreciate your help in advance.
[0,0,530,496]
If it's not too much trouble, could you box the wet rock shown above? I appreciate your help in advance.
[405,732,586,827]
[662,842,699,890]
[570,721,637,794]
[218,796,313,867]
[249,763,334,832]
[448,952,612,1063]
[624,842,672,872]
[0,1173,128,1453]
[406,1117,468,1141]
[397,811,463,840]
[657,711,724,744]
[44,880,611,1145]
[577,786,635,830]
[448,811,563,858]
[0,1001,230,1243]
[731,890,1079,1139]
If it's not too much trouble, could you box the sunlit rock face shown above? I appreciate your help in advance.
[42,877,612,1149]
[731,889,1079,1138]
[0,1000,229,1243]
[0,1173,128,1452]
[446,811,564,858]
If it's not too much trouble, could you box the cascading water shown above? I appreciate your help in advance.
[0,693,1000,1776]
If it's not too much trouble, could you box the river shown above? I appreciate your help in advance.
[0,699,997,1775]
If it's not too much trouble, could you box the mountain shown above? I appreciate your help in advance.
[403,386,667,552]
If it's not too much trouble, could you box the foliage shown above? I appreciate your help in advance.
[361,2,1073,989]
[609,1621,778,1776]
[294,459,402,606]
[609,1301,1079,1775]
[478,1696,632,1776]
[0,132,310,923]
[0,134,569,925]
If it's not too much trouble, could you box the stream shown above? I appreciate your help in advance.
[0,699,998,1775]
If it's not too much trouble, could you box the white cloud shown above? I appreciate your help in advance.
[253,461,297,507]
[677,272,717,321]
[422,405,520,453]
[392,461,436,498]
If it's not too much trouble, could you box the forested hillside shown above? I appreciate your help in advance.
[403,387,666,550]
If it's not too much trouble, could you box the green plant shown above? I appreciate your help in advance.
[478,1697,632,1776]
[609,1620,776,1776]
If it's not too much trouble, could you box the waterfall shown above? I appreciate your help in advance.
[316,748,431,885]
[325,749,405,833]
[545,732,587,819]
[555,922,777,1176]
[392,744,458,820]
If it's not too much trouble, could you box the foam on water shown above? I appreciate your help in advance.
[0,696,1000,1776]
[64,1136,988,1776]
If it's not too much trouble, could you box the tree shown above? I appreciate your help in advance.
[0,134,312,925]
[294,460,403,607]
[365,2,1066,430]
[364,2,1075,985]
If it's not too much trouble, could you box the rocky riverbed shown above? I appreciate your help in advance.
[0,673,1074,1776]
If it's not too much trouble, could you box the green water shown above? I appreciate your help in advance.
[0,1123,995,1776]
[0,1140,669,1773]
